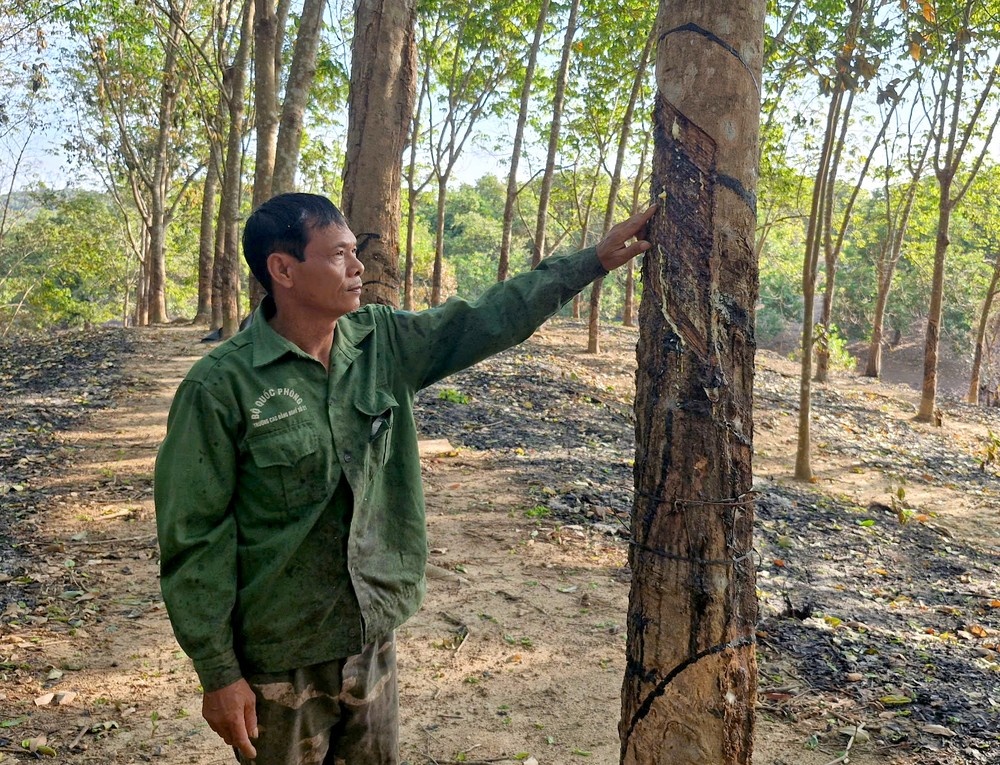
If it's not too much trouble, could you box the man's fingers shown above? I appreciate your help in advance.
[244,697,259,742]
[612,203,658,245]
[233,729,257,760]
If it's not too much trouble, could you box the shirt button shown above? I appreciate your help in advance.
[343,451,353,463]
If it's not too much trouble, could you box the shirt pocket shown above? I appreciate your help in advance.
[354,388,398,478]
[245,423,329,510]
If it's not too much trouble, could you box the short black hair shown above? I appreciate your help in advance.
[242,193,348,293]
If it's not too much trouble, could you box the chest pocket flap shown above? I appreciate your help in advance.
[246,423,331,510]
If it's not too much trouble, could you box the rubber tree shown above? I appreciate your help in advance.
[963,166,1000,403]
[814,69,906,382]
[342,0,418,308]
[620,1,764,762]
[217,0,254,339]
[423,0,522,306]
[916,0,1000,422]
[587,26,654,354]
[793,0,869,481]
[864,107,930,379]
[532,0,580,267]
[496,0,551,283]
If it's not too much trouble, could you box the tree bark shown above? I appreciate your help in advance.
[968,253,1000,404]
[917,2,1000,420]
[194,138,220,324]
[918,196,952,421]
[498,0,550,282]
[794,80,847,479]
[342,0,417,309]
[404,62,432,310]
[814,87,857,382]
[218,0,254,339]
[625,133,652,328]
[532,0,580,267]
[587,27,654,354]
[272,0,324,195]
[146,3,185,324]
[252,0,280,208]
[431,176,447,307]
[621,3,764,761]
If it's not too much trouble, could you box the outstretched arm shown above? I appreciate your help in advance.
[384,203,658,391]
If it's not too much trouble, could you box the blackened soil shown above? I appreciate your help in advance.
[2,322,998,764]
[416,336,1000,765]
[0,329,134,610]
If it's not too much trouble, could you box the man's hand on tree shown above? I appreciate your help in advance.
[596,203,657,272]
[203,678,258,759]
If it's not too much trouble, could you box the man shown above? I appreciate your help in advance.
[154,192,655,764]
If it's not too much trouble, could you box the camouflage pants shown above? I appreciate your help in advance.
[237,634,399,765]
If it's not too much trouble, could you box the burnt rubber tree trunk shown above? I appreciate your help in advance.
[620,2,764,763]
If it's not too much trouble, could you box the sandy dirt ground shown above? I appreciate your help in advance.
[1,321,996,765]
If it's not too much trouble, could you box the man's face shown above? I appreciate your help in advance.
[287,224,364,319]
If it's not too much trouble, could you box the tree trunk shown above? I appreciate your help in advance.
[194,140,220,324]
[865,268,892,378]
[341,0,417,309]
[404,50,431,311]
[252,0,280,207]
[623,262,636,327]
[918,195,952,422]
[864,145,925,377]
[218,0,254,339]
[795,2,866,477]
[147,5,185,324]
[272,0,324,195]
[498,0,550,282]
[814,88,857,382]
[587,280,602,353]
[211,196,226,330]
[532,0,580,267]
[621,2,764,762]
[431,176,447,307]
[249,0,291,310]
[136,229,149,327]
[624,132,652,328]
[795,88,844,480]
[587,27,654,354]
[968,254,1000,404]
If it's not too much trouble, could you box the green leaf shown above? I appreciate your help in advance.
[879,694,912,705]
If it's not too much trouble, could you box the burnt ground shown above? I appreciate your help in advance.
[0,321,998,764]
[0,329,134,605]
[415,326,1000,765]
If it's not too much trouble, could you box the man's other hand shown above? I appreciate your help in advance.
[203,678,258,759]
[596,203,657,272]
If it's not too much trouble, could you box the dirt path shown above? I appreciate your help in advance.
[2,323,997,764]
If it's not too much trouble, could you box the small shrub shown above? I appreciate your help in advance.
[437,388,469,404]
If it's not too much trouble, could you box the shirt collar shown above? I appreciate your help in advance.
[250,296,376,368]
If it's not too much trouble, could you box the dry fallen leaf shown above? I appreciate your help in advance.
[922,724,957,737]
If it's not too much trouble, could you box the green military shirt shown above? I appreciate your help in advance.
[154,247,607,692]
